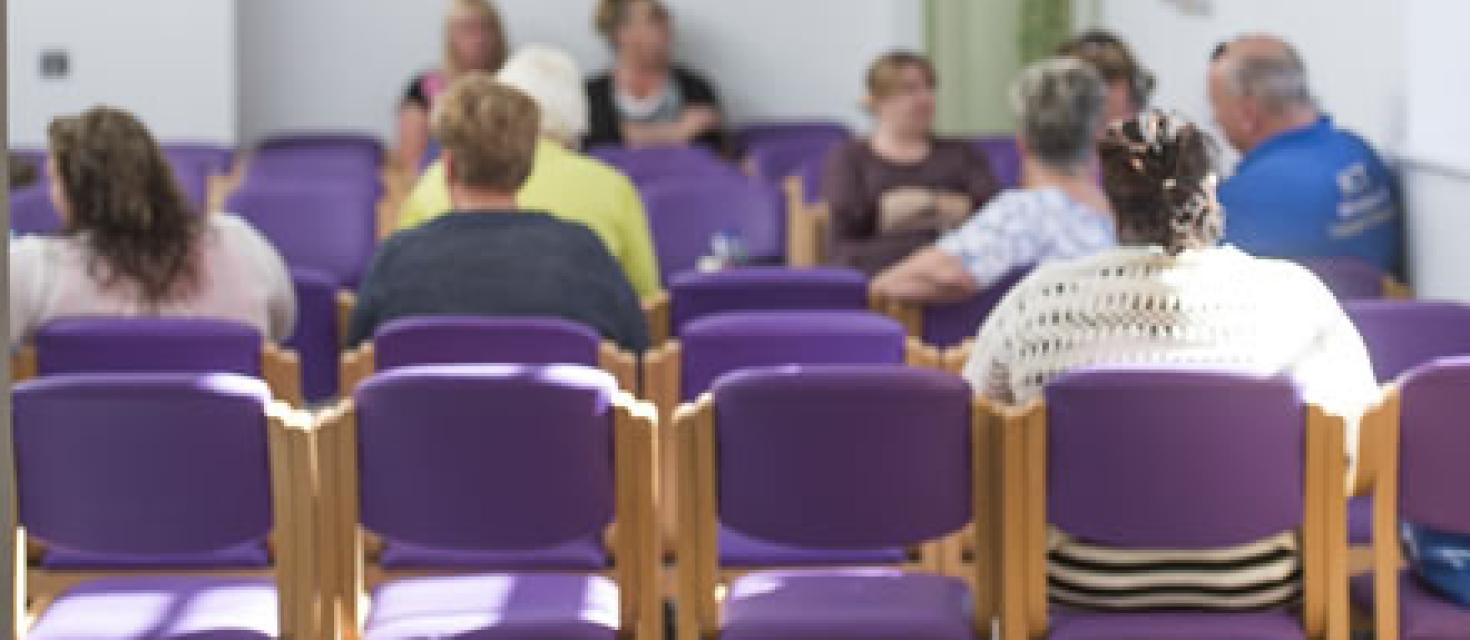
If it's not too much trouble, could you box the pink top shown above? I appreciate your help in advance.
[10,214,296,349]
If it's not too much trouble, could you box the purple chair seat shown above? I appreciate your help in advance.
[1293,256,1387,300]
[720,526,907,567]
[42,540,269,570]
[1047,609,1304,640]
[26,576,278,640]
[378,536,607,572]
[363,573,618,640]
[920,267,1031,347]
[722,569,974,640]
[1352,572,1470,640]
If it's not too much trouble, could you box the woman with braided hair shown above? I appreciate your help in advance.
[965,109,1377,612]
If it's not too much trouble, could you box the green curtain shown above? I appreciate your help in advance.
[1018,0,1074,65]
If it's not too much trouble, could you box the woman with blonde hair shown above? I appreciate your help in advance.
[397,0,509,172]
[10,106,295,349]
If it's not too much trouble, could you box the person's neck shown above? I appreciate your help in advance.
[1249,107,1320,149]
[869,124,931,164]
[1023,158,1112,217]
[615,59,668,95]
[450,187,518,212]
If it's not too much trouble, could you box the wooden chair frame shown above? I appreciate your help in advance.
[996,400,1348,640]
[783,175,828,268]
[672,394,994,640]
[1359,386,1405,640]
[9,343,304,408]
[13,403,320,639]
[643,292,672,349]
[315,394,661,640]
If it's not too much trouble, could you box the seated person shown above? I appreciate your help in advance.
[398,45,661,298]
[1057,29,1154,125]
[825,51,999,275]
[967,110,1378,611]
[350,75,649,352]
[10,107,295,349]
[397,0,509,174]
[1209,34,1403,274]
[872,57,1115,303]
[585,0,724,150]
[9,152,38,189]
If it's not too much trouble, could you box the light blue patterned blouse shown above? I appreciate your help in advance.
[935,186,1115,286]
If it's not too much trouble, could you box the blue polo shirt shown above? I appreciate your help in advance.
[1219,116,1403,273]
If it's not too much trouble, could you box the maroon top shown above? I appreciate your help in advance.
[821,138,999,275]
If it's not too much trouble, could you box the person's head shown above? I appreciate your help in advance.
[1098,110,1223,255]
[864,51,938,138]
[9,153,37,189]
[47,106,200,304]
[497,45,589,147]
[1010,57,1107,175]
[1058,30,1154,124]
[596,0,673,69]
[1207,34,1318,152]
[444,0,509,78]
[432,73,541,201]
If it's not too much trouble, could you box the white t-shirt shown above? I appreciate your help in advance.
[10,214,296,349]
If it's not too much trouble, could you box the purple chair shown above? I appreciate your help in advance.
[676,365,983,639]
[322,364,659,639]
[734,120,850,154]
[744,137,844,185]
[973,135,1021,189]
[640,176,785,284]
[882,266,1032,350]
[9,182,63,235]
[1353,357,1470,640]
[226,182,378,288]
[587,145,742,185]
[257,132,383,165]
[664,266,869,337]
[162,142,235,175]
[14,373,299,639]
[1012,367,1342,640]
[1294,256,1395,300]
[287,268,342,403]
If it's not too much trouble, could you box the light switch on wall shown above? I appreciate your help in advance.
[40,49,69,79]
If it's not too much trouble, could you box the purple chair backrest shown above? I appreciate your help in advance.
[973,136,1021,189]
[374,315,600,370]
[162,143,235,175]
[642,177,786,283]
[1399,357,1470,534]
[713,365,972,548]
[35,316,261,377]
[669,266,868,336]
[1344,300,1470,383]
[1045,367,1305,548]
[287,268,341,402]
[796,153,827,205]
[588,145,742,185]
[745,138,844,183]
[9,183,63,235]
[355,364,619,550]
[921,266,1031,347]
[734,121,850,153]
[1294,256,1386,300]
[226,182,377,287]
[258,133,383,165]
[14,373,273,554]
[680,310,906,401]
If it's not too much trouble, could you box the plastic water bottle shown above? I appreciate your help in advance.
[698,230,747,272]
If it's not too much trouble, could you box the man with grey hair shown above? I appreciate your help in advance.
[872,57,1116,303]
[1209,34,1402,273]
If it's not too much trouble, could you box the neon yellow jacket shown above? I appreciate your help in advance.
[398,140,662,297]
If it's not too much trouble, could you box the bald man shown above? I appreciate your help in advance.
[1208,35,1402,274]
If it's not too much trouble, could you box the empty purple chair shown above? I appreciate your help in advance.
[1294,256,1391,300]
[14,373,290,638]
[287,268,342,403]
[1032,367,1329,640]
[734,120,851,153]
[641,176,785,283]
[1353,357,1470,640]
[667,266,868,337]
[587,145,742,185]
[677,365,980,639]
[974,136,1021,189]
[914,266,1031,348]
[10,182,63,235]
[226,181,377,288]
[332,364,658,639]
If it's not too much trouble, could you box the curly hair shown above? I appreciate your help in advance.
[1098,110,1223,255]
[48,106,201,306]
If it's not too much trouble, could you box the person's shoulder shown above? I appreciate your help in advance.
[9,232,63,263]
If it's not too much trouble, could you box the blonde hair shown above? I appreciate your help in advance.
[497,45,590,145]
[594,0,670,47]
[865,51,937,101]
[443,0,509,79]
[432,74,540,192]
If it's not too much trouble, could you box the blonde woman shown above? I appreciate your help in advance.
[397,0,509,173]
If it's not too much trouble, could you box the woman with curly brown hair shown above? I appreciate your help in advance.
[9,106,295,349]
[965,109,1377,612]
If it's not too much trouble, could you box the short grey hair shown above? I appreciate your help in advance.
[496,44,590,145]
[1010,57,1106,170]
[1216,43,1315,114]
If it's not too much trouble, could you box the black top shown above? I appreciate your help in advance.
[585,66,726,151]
[401,71,441,111]
[348,210,650,351]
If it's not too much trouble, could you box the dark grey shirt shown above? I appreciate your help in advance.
[348,210,650,351]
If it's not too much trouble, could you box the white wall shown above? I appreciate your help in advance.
[1079,0,1405,156]
[239,0,923,144]
[7,0,239,147]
